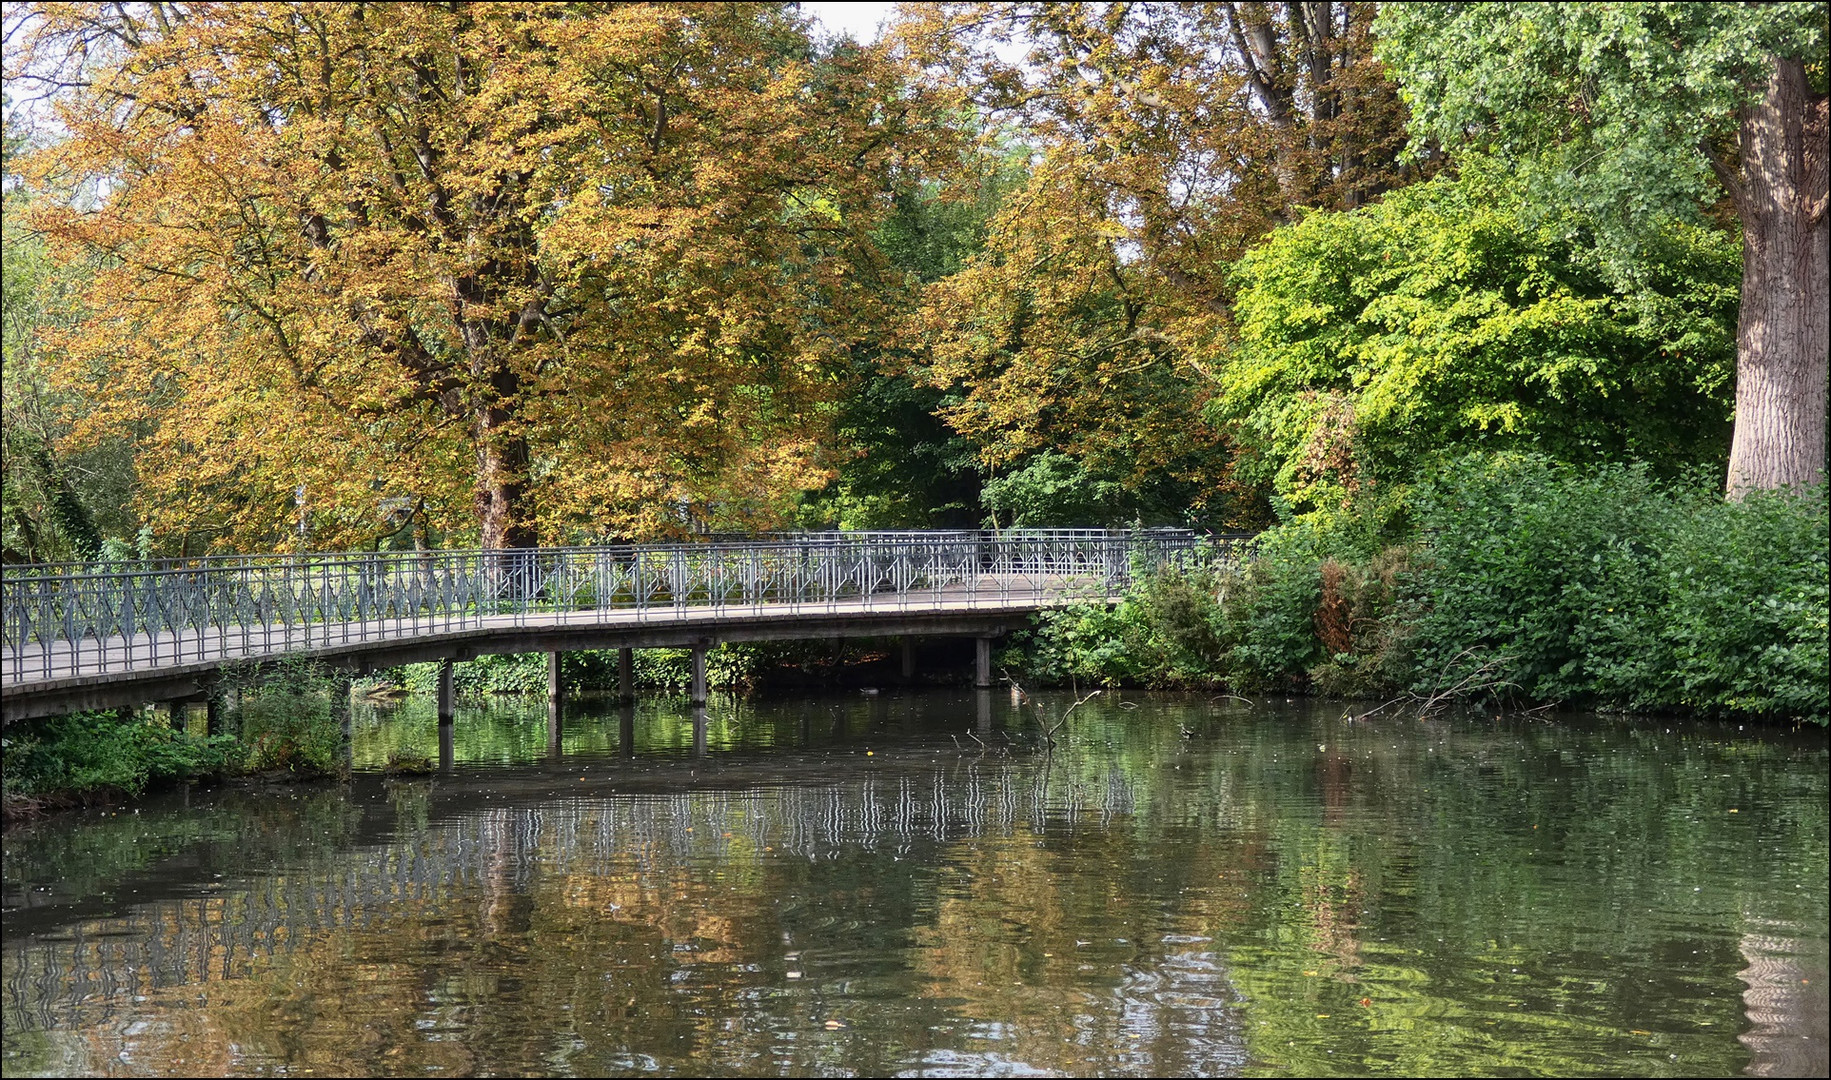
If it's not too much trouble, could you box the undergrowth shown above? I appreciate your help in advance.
[1008,453,1827,722]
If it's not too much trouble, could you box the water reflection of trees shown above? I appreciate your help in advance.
[3,754,1255,1076]
[2,699,1825,1077]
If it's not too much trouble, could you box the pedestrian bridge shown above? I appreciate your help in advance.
[1,530,1214,724]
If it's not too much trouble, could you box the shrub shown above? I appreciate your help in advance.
[1019,600,1155,688]
[1405,454,1698,703]
[1306,545,1415,697]
[1006,451,1825,723]
[1,709,234,800]
[235,659,348,777]
[1406,454,1826,720]
[1653,488,1828,718]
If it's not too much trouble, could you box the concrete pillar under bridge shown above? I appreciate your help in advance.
[162,696,202,733]
[975,636,995,689]
[618,648,634,704]
[690,642,709,706]
[206,685,237,737]
[437,660,455,726]
[547,650,564,748]
[332,674,353,769]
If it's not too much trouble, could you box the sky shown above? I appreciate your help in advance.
[800,2,901,44]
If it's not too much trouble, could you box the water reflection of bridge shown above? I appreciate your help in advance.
[3,530,1216,723]
[2,761,1145,1024]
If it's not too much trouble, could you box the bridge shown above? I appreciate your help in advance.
[2,529,1213,725]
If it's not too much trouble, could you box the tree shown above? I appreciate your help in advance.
[893,3,1427,526]
[797,157,1023,529]
[1,102,133,562]
[1221,167,1741,514]
[7,3,922,551]
[1376,2,1829,496]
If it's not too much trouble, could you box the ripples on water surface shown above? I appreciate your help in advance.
[3,692,1826,1077]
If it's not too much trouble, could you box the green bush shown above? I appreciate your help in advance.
[1007,452,1826,723]
[2,709,234,799]
[1219,537,1322,691]
[1017,601,1152,687]
[1653,489,1828,717]
[236,665,347,778]
[1406,454,1826,719]
[1406,454,1696,702]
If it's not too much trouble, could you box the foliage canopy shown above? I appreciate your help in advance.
[1221,167,1740,513]
[9,2,933,550]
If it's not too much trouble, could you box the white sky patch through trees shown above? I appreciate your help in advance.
[799,2,900,44]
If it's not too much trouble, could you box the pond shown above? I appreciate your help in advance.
[2,691,1825,1077]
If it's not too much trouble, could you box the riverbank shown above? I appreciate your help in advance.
[1007,455,1828,723]
[2,664,351,826]
[8,457,1822,823]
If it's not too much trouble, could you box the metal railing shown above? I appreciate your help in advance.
[2,530,1222,684]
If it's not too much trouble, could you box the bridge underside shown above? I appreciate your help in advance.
[1,604,1045,724]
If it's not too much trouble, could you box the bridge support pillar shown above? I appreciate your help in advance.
[689,644,708,705]
[618,648,634,703]
[206,686,237,737]
[901,637,916,682]
[332,677,353,766]
[437,660,455,726]
[975,636,994,689]
[547,650,564,752]
[163,698,192,731]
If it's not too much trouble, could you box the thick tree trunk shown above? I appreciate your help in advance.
[1725,57,1830,497]
[475,408,534,551]
[472,346,535,552]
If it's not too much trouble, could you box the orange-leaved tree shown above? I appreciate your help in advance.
[8,2,924,551]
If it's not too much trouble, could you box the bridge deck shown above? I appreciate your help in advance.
[1,584,1101,722]
[3,530,1216,722]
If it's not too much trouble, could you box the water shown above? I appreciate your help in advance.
[3,692,1825,1077]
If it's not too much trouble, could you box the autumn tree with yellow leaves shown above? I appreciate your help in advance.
[8,2,932,551]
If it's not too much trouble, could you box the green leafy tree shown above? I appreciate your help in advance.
[1376,2,1829,496]
[896,3,1427,530]
[1220,167,1741,514]
[1,103,132,563]
[802,160,1023,529]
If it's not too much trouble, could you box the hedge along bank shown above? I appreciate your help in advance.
[1009,454,1828,723]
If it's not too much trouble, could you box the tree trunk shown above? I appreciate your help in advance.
[475,408,535,551]
[1725,57,1830,497]
[472,340,535,551]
